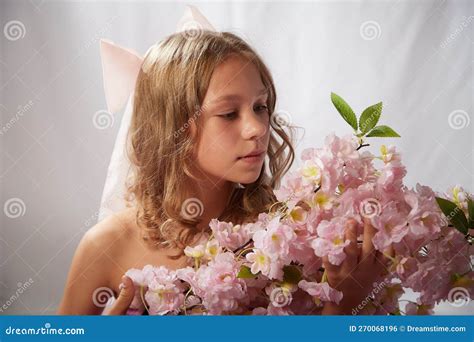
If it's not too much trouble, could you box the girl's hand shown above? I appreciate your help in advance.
[322,218,393,315]
[103,276,136,315]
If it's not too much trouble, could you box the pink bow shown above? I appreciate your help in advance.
[100,5,216,114]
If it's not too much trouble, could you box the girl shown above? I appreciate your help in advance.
[58,31,389,315]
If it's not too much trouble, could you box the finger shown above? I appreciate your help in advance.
[108,276,135,315]
[341,219,359,273]
[322,255,339,275]
[361,217,376,264]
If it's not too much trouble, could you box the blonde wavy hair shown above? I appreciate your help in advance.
[125,31,296,258]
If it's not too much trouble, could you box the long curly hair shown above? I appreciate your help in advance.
[125,31,296,258]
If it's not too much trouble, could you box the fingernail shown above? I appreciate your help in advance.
[119,282,126,290]
[121,276,129,287]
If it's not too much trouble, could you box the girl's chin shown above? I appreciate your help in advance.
[234,174,260,186]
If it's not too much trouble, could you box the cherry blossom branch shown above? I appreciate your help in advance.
[356,143,370,150]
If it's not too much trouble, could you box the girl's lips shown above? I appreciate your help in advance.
[238,152,265,163]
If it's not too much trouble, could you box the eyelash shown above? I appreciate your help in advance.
[220,105,269,120]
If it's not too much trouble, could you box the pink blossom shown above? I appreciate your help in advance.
[178,253,247,315]
[209,219,253,251]
[298,280,343,305]
[371,202,409,251]
[274,171,314,210]
[311,217,351,265]
[253,216,296,263]
[141,266,186,315]
[288,227,318,265]
[332,183,378,229]
[125,265,183,315]
[145,278,185,315]
[380,145,401,164]
[405,184,443,238]
[343,150,377,188]
[300,147,343,194]
[124,268,147,315]
[377,160,406,194]
[176,267,205,298]
[266,303,294,315]
[324,133,359,161]
[121,133,474,316]
[246,249,284,280]
[443,185,470,213]
[394,256,419,281]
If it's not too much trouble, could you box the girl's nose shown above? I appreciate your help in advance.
[241,109,268,140]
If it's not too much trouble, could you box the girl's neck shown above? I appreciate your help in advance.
[185,176,235,231]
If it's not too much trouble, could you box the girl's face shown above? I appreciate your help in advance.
[193,55,271,186]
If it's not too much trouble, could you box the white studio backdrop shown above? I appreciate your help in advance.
[0,0,472,315]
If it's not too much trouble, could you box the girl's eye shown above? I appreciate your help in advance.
[219,105,268,120]
[255,104,269,113]
[220,112,237,120]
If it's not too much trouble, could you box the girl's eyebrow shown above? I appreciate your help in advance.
[256,87,269,97]
[212,88,269,105]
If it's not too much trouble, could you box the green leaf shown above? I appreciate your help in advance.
[331,92,358,131]
[237,265,257,279]
[436,197,469,235]
[359,102,382,134]
[467,197,474,228]
[366,125,401,138]
[282,265,302,284]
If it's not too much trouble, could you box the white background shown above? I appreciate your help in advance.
[0,0,472,314]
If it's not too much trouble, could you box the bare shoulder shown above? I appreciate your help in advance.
[57,207,138,314]
[84,207,138,255]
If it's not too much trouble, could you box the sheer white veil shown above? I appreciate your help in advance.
[97,5,216,222]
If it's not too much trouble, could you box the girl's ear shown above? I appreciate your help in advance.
[99,39,143,114]
[189,120,198,139]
